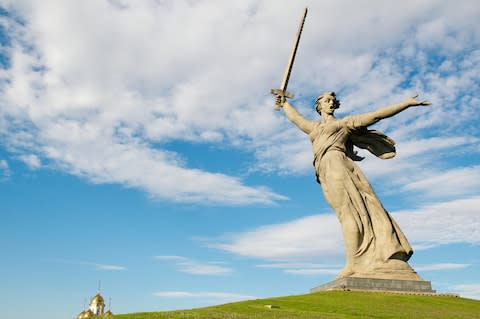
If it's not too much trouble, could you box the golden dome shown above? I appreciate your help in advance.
[76,309,94,319]
[90,293,105,305]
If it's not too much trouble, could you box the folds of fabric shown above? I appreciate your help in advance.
[310,119,412,277]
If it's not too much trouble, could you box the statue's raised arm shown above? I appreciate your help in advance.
[275,95,315,134]
[349,94,431,128]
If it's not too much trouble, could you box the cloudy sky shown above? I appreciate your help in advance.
[1,1,479,318]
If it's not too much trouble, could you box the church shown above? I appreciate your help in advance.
[76,291,113,318]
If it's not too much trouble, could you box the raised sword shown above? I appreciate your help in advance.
[271,7,308,110]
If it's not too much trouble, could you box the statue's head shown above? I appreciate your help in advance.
[315,91,340,115]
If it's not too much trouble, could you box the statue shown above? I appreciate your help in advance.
[271,8,431,281]
[275,92,430,280]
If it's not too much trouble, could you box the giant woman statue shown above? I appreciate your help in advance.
[275,92,430,280]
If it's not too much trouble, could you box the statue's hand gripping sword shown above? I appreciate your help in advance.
[271,7,308,110]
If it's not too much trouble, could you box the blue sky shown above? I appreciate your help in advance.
[1,1,480,318]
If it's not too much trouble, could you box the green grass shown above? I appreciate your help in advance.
[113,291,480,319]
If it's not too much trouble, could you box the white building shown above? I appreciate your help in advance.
[89,293,105,315]
[75,292,113,318]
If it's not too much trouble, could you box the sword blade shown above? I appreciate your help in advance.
[280,7,307,91]
[271,7,308,110]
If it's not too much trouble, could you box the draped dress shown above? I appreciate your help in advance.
[307,114,419,280]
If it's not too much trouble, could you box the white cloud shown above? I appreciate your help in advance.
[284,268,341,276]
[357,136,478,180]
[0,159,11,178]
[211,196,480,262]
[402,165,480,199]
[18,153,41,169]
[0,1,290,205]
[451,284,480,300]
[154,255,186,262]
[54,259,127,271]
[95,264,127,271]
[210,214,343,261]
[256,262,336,269]
[152,291,256,302]
[257,263,341,276]
[154,255,232,276]
[0,1,479,205]
[349,136,480,202]
[393,196,480,249]
[413,263,470,272]
[42,137,287,205]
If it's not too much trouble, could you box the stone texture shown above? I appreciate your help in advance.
[278,92,431,280]
[310,277,435,294]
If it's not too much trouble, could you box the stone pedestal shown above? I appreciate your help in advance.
[310,277,435,294]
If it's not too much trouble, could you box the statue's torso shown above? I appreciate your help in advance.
[309,119,350,158]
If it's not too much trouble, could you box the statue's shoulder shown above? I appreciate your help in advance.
[338,115,360,128]
[339,114,353,122]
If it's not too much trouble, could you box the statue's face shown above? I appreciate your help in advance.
[319,94,337,115]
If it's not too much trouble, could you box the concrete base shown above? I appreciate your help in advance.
[310,277,435,294]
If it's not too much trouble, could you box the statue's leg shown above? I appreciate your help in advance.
[320,154,361,279]
[335,208,360,279]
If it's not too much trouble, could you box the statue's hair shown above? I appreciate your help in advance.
[315,91,341,114]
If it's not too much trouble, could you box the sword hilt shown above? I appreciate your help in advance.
[271,88,294,110]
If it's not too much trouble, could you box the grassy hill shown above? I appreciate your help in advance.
[113,290,480,319]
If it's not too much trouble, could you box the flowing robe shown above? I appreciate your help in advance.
[308,115,417,279]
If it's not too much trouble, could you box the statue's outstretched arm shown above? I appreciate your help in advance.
[282,100,315,134]
[352,95,431,127]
